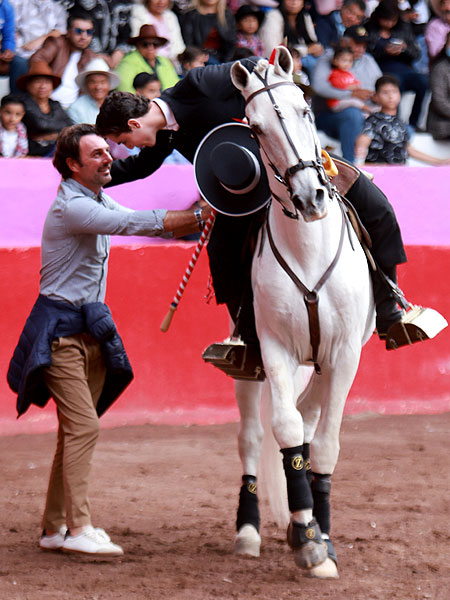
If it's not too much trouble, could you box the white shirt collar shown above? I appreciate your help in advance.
[152,98,179,131]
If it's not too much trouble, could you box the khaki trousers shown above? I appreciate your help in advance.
[42,333,106,531]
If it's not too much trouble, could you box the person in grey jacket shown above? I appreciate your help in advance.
[7,123,210,558]
[311,25,382,161]
[427,31,450,139]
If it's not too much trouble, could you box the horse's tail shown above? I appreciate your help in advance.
[259,367,312,529]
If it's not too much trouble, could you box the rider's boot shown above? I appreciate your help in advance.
[371,266,403,338]
[372,266,448,350]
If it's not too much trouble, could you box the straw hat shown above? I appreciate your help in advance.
[75,58,120,92]
[128,24,168,47]
[16,62,61,92]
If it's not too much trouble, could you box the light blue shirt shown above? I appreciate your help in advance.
[66,94,100,125]
[40,179,169,305]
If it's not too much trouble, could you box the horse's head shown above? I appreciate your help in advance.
[231,47,330,222]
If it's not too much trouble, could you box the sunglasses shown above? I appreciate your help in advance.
[72,27,94,35]
[139,41,160,48]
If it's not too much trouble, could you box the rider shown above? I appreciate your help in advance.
[96,55,420,376]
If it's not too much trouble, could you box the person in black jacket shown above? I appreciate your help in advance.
[96,59,426,372]
[7,123,210,557]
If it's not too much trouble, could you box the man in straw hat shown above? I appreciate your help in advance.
[7,122,211,556]
[96,54,437,377]
[67,57,120,124]
[29,10,97,108]
[115,24,179,93]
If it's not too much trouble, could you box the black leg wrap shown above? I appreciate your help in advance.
[311,473,331,536]
[236,475,260,532]
[281,446,313,512]
[303,443,313,485]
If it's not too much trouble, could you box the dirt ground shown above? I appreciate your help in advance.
[0,412,449,600]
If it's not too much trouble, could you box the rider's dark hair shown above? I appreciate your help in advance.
[96,91,150,136]
[53,123,98,180]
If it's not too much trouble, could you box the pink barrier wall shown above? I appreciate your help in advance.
[1,159,449,435]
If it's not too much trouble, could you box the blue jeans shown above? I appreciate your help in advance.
[9,55,28,93]
[315,107,364,162]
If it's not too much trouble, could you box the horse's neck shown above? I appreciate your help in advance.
[268,193,342,276]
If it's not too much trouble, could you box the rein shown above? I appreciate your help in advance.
[265,201,347,375]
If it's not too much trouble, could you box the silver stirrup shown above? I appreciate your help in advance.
[385,305,448,351]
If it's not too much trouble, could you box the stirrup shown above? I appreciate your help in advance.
[383,305,448,351]
[202,337,266,381]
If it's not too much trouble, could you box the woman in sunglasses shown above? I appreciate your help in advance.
[115,24,179,93]
[28,11,97,108]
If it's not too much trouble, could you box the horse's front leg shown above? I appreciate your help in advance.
[234,379,264,557]
[264,350,329,571]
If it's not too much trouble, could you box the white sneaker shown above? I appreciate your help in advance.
[62,525,124,556]
[39,525,68,551]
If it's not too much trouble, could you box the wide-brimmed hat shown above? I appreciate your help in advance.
[235,5,265,26]
[75,58,120,92]
[128,24,168,47]
[16,61,61,92]
[343,25,369,43]
[194,123,271,217]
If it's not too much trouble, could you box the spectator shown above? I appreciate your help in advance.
[8,0,67,93]
[130,0,185,65]
[259,0,324,74]
[311,25,382,161]
[327,46,375,112]
[397,0,430,74]
[180,0,236,64]
[70,0,134,69]
[355,74,450,164]
[289,45,314,102]
[0,93,27,157]
[67,58,120,124]
[427,31,450,139]
[16,61,72,156]
[365,0,429,130]
[133,72,162,99]
[30,11,97,108]
[177,46,209,76]
[315,0,365,49]
[235,5,265,58]
[0,0,15,77]
[425,0,450,63]
[115,24,179,93]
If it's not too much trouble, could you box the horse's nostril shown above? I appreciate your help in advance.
[315,188,326,205]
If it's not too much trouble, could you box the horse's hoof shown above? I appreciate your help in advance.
[307,557,339,579]
[287,519,328,569]
[234,524,261,557]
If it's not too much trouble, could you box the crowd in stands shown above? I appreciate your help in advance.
[0,0,449,164]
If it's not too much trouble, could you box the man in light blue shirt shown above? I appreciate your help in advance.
[9,123,210,557]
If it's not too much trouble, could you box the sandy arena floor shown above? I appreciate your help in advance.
[0,412,449,600]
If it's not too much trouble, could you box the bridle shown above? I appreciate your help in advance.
[245,68,334,219]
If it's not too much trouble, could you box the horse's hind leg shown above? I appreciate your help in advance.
[234,379,264,557]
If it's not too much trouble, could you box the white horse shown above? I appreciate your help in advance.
[229,47,375,578]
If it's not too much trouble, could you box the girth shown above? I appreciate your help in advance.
[265,202,347,374]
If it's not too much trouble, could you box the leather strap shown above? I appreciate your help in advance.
[265,203,346,374]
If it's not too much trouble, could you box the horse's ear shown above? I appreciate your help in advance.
[231,60,251,91]
[273,46,294,79]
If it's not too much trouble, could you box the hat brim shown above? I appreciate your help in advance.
[127,35,168,46]
[16,72,61,92]
[194,123,271,217]
[75,70,121,92]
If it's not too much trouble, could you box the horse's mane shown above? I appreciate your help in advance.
[255,59,269,77]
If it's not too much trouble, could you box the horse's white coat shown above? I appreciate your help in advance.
[230,48,375,574]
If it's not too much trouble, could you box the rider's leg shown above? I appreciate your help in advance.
[371,264,403,336]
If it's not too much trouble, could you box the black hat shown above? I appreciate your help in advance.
[235,5,265,26]
[194,123,271,217]
[343,25,369,43]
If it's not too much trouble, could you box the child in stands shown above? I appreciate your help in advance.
[0,94,28,157]
[355,74,450,165]
[133,72,162,100]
